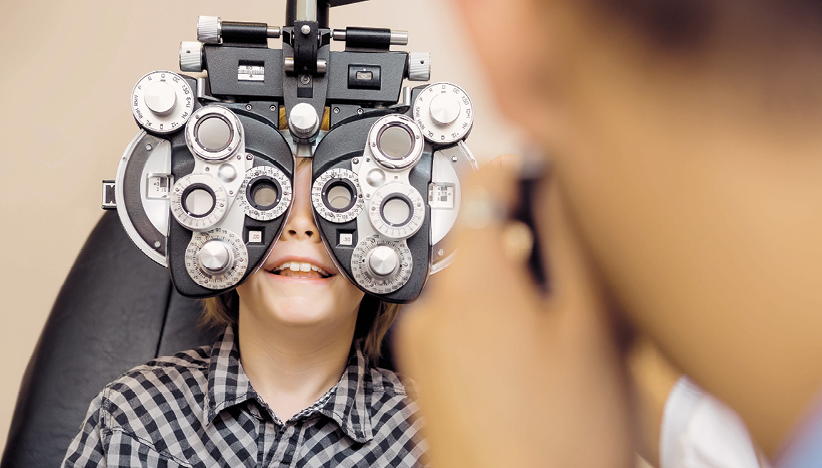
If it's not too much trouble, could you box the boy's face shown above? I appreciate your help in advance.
[236,160,365,331]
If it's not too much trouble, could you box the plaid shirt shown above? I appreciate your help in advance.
[62,326,427,467]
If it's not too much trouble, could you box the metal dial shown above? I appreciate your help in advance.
[197,239,234,275]
[185,228,248,290]
[367,245,400,277]
[170,174,229,231]
[289,102,320,141]
[367,114,424,170]
[351,235,413,294]
[237,166,293,221]
[407,52,431,82]
[179,41,204,72]
[312,168,365,223]
[413,82,474,144]
[131,71,194,134]
[368,183,425,240]
[185,106,244,162]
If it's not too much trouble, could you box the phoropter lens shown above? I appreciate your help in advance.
[381,196,412,226]
[250,180,279,210]
[377,125,414,160]
[327,183,354,210]
[196,115,232,152]
[183,187,215,217]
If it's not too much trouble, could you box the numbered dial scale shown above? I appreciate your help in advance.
[413,82,474,144]
[312,168,365,223]
[170,174,229,231]
[132,71,194,134]
[368,183,426,240]
[351,235,413,294]
[238,166,293,221]
[185,228,249,290]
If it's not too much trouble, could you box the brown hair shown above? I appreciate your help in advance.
[587,0,822,52]
[202,292,402,366]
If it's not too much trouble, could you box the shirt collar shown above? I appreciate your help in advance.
[202,325,256,426]
[202,326,375,443]
[313,342,374,443]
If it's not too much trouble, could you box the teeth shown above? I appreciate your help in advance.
[272,261,331,277]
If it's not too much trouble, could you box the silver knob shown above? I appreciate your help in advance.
[429,92,461,125]
[407,52,431,82]
[197,16,221,44]
[143,81,177,116]
[196,240,233,275]
[288,103,320,140]
[217,163,237,183]
[179,41,203,72]
[367,246,400,277]
[390,31,409,46]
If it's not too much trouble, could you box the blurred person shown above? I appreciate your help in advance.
[62,159,426,467]
[397,1,822,467]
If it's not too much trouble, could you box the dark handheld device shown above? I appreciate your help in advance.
[102,0,477,303]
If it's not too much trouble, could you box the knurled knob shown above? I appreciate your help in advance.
[196,240,234,275]
[407,52,431,82]
[179,41,204,72]
[197,16,221,44]
[288,103,320,140]
[367,246,400,277]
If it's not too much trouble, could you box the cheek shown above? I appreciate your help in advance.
[332,277,367,314]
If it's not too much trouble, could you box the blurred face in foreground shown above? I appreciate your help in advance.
[452,0,822,453]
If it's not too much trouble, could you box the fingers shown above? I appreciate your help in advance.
[395,155,558,468]
[395,154,637,468]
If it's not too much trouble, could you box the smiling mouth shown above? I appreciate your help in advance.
[267,261,334,279]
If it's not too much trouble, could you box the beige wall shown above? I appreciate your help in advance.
[0,0,524,455]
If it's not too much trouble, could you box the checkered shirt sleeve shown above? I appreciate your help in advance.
[61,326,427,467]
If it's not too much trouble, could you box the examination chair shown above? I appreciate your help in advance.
[1,211,399,467]
[0,211,214,467]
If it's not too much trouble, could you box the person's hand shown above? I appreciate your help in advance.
[397,155,636,468]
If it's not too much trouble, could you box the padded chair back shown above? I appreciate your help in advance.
[0,211,215,468]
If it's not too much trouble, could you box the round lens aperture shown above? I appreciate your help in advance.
[196,115,232,152]
[183,187,215,217]
[377,125,414,160]
[381,196,411,227]
[237,166,292,222]
[248,178,281,210]
[367,183,425,240]
[185,106,244,162]
[312,168,364,223]
[327,183,354,210]
[368,114,424,170]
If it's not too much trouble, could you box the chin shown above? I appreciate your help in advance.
[269,295,339,327]
[237,271,363,329]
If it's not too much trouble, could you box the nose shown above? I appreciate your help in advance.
[281,159,320,242]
